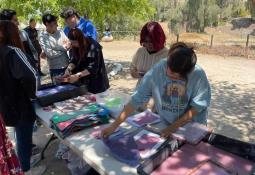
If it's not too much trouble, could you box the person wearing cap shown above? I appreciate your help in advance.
[60,7,97,41]
[39,13,70,81]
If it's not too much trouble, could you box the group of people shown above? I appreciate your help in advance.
[0,7,108,175]
[0,6,211,175]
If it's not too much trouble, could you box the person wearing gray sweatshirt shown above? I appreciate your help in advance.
[39,13,70,80]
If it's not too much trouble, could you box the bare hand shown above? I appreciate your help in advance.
[64,69,71,76]
[55,74,70,83]
[131,67,144,79]
[160,126,176,138]
[101,125,117,138]
[67,74,79,83]
[63,40,71,50]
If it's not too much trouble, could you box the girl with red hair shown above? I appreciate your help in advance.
[130,21,168,110]
[131,22,168,83]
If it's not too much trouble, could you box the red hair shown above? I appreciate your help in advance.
[68,28,90,61]
[0,20,24,51]
[140,21,166,52]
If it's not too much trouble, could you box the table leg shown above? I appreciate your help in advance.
[41,133,57,159]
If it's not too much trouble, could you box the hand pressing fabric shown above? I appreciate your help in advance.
[101,125,118,138]
[160,125,176,138]
[67,74,80,83]
[64,69,71,77]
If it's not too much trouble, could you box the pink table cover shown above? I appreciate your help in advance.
[152,142,253,175]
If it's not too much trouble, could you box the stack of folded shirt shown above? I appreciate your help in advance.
[51,104,110,138]
[172,122,211,144]
[103,129,165,167]
[54,94,96,113]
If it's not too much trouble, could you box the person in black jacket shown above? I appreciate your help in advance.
[24,18,45,76]
[0,21,46,175]
[0,9,39,74]
[62,28,109,94]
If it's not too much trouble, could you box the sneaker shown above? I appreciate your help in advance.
[25,165,46,175]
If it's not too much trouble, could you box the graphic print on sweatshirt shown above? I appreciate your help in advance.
[161,80,188,114]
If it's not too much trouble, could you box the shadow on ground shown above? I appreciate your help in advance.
[207,80,255,143]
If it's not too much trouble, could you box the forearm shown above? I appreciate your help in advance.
[111,103,135,129]
[75,69,90,78]
[167,108,198,132]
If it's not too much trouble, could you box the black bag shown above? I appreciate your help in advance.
[36,83,87,107]
[205,133,255,162]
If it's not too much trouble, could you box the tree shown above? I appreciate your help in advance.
[0,0,155,31]
[216,0,249,22]
[247,0,255,20]
[185,0,220,32]
[167,2,186,35]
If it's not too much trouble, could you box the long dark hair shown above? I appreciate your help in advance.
[68,28,90,61]
[167,42,197,79]
[0,20,24,51]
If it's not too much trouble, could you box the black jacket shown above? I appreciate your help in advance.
[0,46,37,126]
[70,38,109,94]
[24,26,42,54]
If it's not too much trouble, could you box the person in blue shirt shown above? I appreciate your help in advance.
[102,42,211,138]
[60,7,97,41]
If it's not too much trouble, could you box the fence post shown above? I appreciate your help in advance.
[246,34,250,48]
[210,35,214,47]
[176,34,179,42]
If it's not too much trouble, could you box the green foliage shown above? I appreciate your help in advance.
[247,0,255,20]
[0,0,155,31]
[231,0,249,17]
[150,0,250,33]
[216,0,249,21]
[184,0,220,32]
[0,0,252,34]
[168,3,186,35]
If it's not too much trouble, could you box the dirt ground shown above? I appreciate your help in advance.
[36,40,255,175]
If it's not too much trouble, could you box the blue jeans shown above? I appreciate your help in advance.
[50,68,66,83]
[15,121,34,171]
